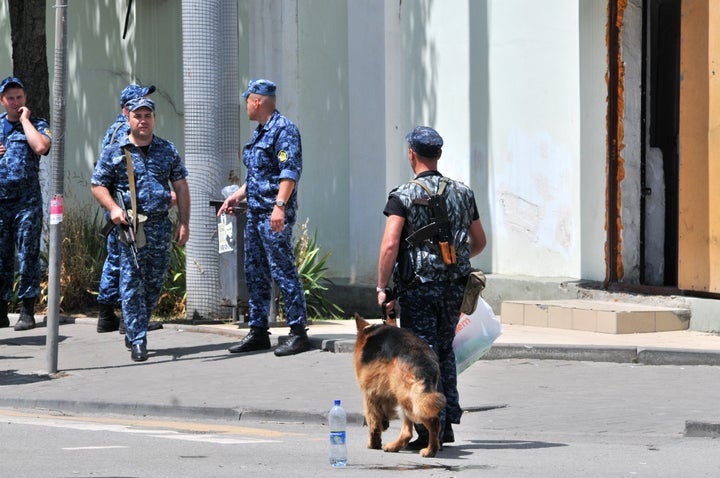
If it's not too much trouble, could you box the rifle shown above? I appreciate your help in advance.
[113,190,140,270]
[405,195,457,266]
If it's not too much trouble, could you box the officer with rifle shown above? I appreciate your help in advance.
[91,97,190,362]
[376,126,487,450]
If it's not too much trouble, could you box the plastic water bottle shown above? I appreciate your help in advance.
[328,399,347,467]
[221,184,240,199]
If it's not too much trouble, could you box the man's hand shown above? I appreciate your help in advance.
[270,206,285,232]
[217,184,246,216]
[174,222,189,247]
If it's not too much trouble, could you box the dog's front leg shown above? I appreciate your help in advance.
[383,412,413,453]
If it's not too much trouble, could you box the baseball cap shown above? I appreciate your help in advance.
[120,84,156,108]
[0,76,25,94]
[241,79,276,98]
[125,97,155,112]
[406,126,444,158]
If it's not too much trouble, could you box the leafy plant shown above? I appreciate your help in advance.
[31,206,187,319]
[277,219,344,320]
[35,207,107,313]
[154,236,187,318]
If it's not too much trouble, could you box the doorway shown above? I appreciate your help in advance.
[642,0,680,286]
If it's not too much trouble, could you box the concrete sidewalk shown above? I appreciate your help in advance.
[1,315,719,430]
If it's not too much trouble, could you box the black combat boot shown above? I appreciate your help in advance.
[405,425,430,451]
[130,337,148,362]
[274,325,312,357]
[0,300,9,328]
[443,423,455,444]
[96,303,120,333]
[14,298,36,331]
[228,327,271,353]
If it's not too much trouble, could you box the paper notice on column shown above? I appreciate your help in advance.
[218,213,234,254]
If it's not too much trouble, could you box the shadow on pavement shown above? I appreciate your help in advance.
[0,334,68,347]
[464,439,568,450]
[0,370,53,386]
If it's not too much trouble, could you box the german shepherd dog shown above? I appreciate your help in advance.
[353,314,446,457]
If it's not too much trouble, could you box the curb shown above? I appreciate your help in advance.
[71,318,720,365]
[685,420,720,438]
[1,397,367,426]
[484,344,720,366]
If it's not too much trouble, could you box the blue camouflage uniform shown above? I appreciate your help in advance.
[0,111,51,302]
[91,133,187,345]
[96,114,129,307]
[243,109,306,329]
[385,170,479,427]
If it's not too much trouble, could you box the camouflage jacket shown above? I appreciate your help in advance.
[389,172,475,286]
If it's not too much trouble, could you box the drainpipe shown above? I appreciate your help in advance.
[606,0,623,287]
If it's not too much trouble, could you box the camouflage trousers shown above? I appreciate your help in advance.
[97,210,121,305]
[244,213,306,329]
[0,194,42,301]
[119,217,172,345]
[398,280,464,425]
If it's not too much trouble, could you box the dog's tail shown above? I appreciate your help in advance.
[411,384,446,419]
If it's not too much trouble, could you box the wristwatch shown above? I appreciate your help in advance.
[275,199,286,208]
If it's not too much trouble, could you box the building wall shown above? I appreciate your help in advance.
[482,1,585,278]
[579,0,611,281]
[3,1,609,291]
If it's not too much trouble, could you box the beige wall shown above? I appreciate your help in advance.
[678,0,720,292]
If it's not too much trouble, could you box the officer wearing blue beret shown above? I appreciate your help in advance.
[0,76,52,331]
[377,126,488,448]
[218,79,311,357]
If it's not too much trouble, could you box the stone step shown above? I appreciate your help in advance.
[500,299,690,334]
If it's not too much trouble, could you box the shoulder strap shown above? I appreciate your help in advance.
[410,176,451,197]
[123,147,138,230]
[109,122,124,145]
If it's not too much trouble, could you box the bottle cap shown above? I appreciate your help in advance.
[334,399,341,406]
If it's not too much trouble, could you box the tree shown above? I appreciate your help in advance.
[8,0,48,119]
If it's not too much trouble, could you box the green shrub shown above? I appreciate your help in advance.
[34,207,107,313]
[277,219,344,320]
[34,206,187,319]
[154,237,187,318]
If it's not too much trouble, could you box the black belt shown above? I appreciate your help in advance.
[142,211,168,221]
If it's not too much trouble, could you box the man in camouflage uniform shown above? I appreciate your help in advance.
[377,126,487,448]
[0,77,52,331]
[92,98,190,362]
[96,83,157,334]
[218,79,310,357]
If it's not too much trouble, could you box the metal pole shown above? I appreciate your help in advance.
[46,0,68,374]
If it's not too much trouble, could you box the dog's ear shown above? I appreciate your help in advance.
[354,312,369,332]
[384,317,398,327]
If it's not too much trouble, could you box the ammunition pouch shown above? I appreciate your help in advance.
[394,246,416,288]
[117,210,147,248]
[460,269,487,315]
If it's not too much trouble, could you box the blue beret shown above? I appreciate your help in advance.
[0,76,25,94]
[125,97,155,112]
[242,79,277,98]
[406,126,443,158]
[120,84,156,108]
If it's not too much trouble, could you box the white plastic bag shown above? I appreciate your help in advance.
[453,298,502,374]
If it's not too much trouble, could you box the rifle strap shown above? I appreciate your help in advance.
[410,176,450,198]
[123,148,138,231]
[109,122,123,145]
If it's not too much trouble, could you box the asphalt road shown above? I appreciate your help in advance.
[2,359,720,477]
